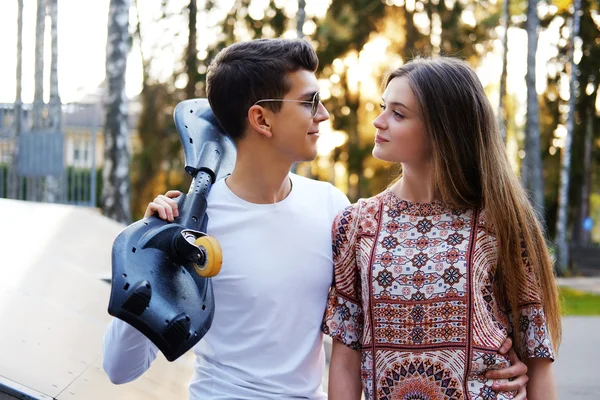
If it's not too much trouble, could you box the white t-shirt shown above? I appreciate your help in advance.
[102,173,350,399]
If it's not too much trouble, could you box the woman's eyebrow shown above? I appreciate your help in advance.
[382,99,411,111]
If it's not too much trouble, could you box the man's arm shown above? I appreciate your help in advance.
[485,337,528,399]
[103,191,180,384]
[328,339,362,400]
[102,318,159,384]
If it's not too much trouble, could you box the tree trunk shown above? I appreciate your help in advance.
[45,0,61,203]
[33,0,46,129]
[555,0,582,273]
[15,0,23,136]
[184,0,198,99]
[134,0,149,84]
[522,0,545,224]
[48,0,60,130]
[296,0,306,39]
[498,0,510,141]
[290,0,306,175]
[11,0,24,199]
[342,72,361,201]
[102,0,132,224]
[573,100,594,247]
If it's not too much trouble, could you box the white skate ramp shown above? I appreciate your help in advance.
[0,199,194,400]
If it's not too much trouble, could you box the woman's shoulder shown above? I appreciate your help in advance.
[337,193,384,216]
[333,193,384,235]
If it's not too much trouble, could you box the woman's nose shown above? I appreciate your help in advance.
[373,113,386,130]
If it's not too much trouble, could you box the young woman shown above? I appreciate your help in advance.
[323,57,561,400]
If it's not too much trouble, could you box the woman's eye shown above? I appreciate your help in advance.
[393,111,405,119]
[379,103,386,110]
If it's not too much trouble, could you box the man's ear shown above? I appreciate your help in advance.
[247,105,273,138]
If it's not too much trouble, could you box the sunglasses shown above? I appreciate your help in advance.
[254,92,321,119]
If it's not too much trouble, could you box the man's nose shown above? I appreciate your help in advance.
[314,102,330,122]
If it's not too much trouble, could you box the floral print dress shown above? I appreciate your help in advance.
[322,190,554,400]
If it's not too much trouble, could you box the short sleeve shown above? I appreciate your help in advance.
[328,184,351,215]
[321,202,364,350]
[516,241,555,361]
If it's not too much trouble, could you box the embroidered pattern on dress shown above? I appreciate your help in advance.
[323,193,554,400]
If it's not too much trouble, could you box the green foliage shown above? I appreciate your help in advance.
[133,0,292,216]
[314,0,500,200]
[315,0,386,69]
[129,0,599,247]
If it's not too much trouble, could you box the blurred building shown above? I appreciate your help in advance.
[0,97,142,206]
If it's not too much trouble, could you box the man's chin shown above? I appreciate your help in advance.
[302,149,318,163]
[288,146,318,165]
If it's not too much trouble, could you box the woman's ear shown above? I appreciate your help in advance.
[247,105,273,138]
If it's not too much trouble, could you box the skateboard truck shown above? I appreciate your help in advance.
[107,99,235,362]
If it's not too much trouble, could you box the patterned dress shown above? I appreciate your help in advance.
[322,190,554,400]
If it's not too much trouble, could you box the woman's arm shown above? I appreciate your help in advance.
[525,358,557,400]
[328,339,362,400]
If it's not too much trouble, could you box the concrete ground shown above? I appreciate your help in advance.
[554,317,600,399]
[0,199,194,400]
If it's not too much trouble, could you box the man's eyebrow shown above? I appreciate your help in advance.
[298,91,318,100]
[381,99,410,111]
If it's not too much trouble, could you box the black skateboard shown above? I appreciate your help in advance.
[108,99,235,361]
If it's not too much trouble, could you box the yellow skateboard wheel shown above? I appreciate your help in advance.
[193,236,222,277]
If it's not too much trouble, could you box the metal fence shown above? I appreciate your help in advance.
[0,102,102,207]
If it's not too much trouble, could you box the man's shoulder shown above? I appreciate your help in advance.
[289,172,328,188]
[290,173,350,209]
[289,173,340,193]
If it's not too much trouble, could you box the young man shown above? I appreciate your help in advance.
[102,39,528,399]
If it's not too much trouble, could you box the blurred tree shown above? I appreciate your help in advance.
[542,0,600,248]
[32,0,45,129]
[185,0,199,99]
[575,91,595,247]
[572,0,600,249]
[102,0,132,223]
[498,0,510,141]
[130,0,180,219]
[15,0,23,137]
[130,0,291,218]
[10,0,24,199]
[313,0,498,201]
[314,0,386,200]
[555,0,582,272]
[297,0,306,38]
[48,0,60,130]
[45,0,61,203]
[522,0,545,224]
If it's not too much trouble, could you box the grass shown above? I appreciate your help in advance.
[560,287,600,316]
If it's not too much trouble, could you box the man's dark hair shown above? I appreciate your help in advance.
[206,38,319,141]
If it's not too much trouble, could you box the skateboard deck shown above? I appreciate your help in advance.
[108,99,235,361]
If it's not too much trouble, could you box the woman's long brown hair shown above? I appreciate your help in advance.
[386,57,561,355]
